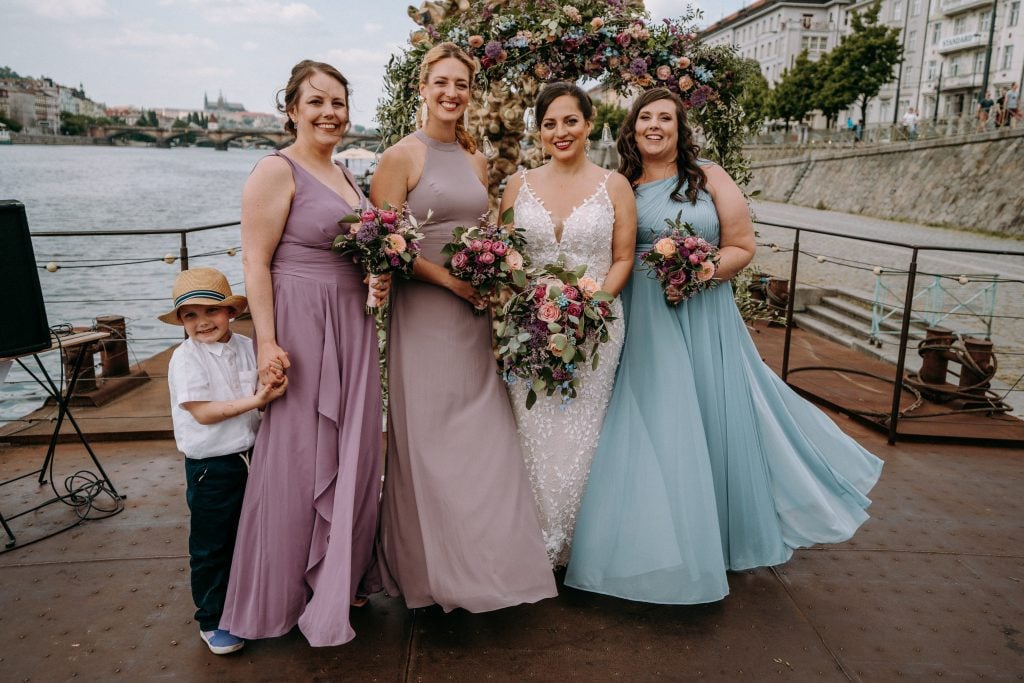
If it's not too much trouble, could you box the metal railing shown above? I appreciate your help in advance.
[759,219,1024,444]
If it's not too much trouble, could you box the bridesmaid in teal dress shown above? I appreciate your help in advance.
[565,88,883,604]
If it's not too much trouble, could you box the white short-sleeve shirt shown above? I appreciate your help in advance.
[167,333,259,459]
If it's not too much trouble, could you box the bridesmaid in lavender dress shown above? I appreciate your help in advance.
[372,43,556,612]
[219,61,389,647]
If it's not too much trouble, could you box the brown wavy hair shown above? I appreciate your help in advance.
[617,88,706,204]
[277,60,350,136]
[418,42,478,154]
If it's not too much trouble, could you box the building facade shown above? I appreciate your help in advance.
[701,0,1024,127]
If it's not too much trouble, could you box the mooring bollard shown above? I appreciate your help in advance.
[960,337,995,396]
[95,315,130,378]
[918,327,954,385]
[61,327,99,394]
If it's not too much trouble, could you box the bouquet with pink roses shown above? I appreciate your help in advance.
[494,262,615,409]
[638,211,719,305]
[441,208,530,315]
[333,203,425,313]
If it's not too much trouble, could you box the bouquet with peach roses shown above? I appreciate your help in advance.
[494,262,615,409]
[638,211,719,305]
[334,203,425,313]
[441,207,530,315]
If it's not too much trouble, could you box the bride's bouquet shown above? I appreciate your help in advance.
[441,208,529,315]
[638,211,719,305]
[495,262,616,409]
[334,203,425,313]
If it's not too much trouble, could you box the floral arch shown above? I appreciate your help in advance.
[377,0,752,200]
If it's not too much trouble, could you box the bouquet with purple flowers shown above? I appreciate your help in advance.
[441,208,530,315]
[494,262,615,409]
[333,203,425,313]
[638,211,719,305]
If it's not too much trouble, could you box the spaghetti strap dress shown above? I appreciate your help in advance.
[566,171,883,604]
[378,131,556,612]
[220,152,382,646]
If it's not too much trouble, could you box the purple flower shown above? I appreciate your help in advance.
[629,57,648,76]
[356,224,379,243]
[484,41,504,59]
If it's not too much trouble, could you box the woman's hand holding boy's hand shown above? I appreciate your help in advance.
[258,341,289,386]
[256,375,288,409]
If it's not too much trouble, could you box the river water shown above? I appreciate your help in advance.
[0,144,275,423]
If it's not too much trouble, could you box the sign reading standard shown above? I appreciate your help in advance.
[940,32,982,52]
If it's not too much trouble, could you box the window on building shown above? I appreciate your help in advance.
[1010,1,1020,27]
[927,60,936,79]
[893,0,903,22]
[931,22,942,45]
[912,0,922,16]
[978,11,990,32]
[951,57,961,76]
[1003,45,1014,69]
[953,16,966,34]
[909,30,917,47]
[802,14,813,29]
[975,51,986,73]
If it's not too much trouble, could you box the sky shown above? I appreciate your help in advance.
[2,0,749,129]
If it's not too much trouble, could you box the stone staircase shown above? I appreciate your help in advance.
[790,287,929,374]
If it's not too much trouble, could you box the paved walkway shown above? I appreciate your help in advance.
[2,323,1022,681]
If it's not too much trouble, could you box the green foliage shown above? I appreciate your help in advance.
[134,112,149,127]
[591,102,627,141]
[59,113,109,136]
[823,0,903,123]
[0,113,23,132]
[0,66,25,79]
[146,110,159,127]
[770,50,819,129]
[733,58,771,134]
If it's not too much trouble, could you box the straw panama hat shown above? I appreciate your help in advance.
[158,267,248,325]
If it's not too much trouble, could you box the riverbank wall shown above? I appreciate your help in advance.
[9,133,111,146]
[745,128,1024,237]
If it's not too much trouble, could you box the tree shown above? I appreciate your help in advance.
[770,50,819,131]
[147,110,159,127]
[0,113,23,132]
[812,51,850,129]
[824,0,903,125]
[135,112,149,127]
[590,102,628,142]
[732,58,771,134]
[0,66,24,79]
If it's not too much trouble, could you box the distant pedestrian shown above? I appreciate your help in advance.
[854,118,864,143]
[900,107,919,141]
[161,267,287,655]
[977,91,994,131]
[1004,83,1019,129]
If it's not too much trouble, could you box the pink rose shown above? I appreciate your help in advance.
[668,269,688,286]
[379,210,397,224]
[478,251,496,265]
[656,65,672,81]
[697,260,717,282]
[468,35,485,48]
[677,56,691,69]
[678,75,694,91]
[384,233,407,255]
[481,240,493,252]
[506,249,524,270]
[590,17,604,30]
[683,236,698,250]
[562,285,580,301]
[616,33,631,47]
[451,251,470,270]
[654,237,677,256]
[491,241,508,256]
[360,209,376,223]
[689,253,702,265]
[469,239,484,252]
[566,302,584,317]
[537,301,561,323]
[577,276,599,296]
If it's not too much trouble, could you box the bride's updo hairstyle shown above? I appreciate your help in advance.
[534,82,595,124]
[277,60,350,136]
[617,87,706,204]
[418,42,478,154]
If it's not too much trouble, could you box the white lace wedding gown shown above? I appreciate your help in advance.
[509,169,625,567]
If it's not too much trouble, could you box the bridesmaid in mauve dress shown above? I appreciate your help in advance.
[372,42,556,612]
[219,61,389,647]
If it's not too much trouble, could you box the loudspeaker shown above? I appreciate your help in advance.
[0,200,51,358]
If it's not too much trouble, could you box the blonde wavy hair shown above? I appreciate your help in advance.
[417,42,477,154]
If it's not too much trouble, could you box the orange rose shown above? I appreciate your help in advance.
[468,35,485,48]
[697,260,717,282]
[677,56,691,69]
[654,237,677,256]
[577,276,600,296]
[678,75,694,91]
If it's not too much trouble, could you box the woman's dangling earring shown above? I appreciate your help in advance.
[463,107,470,129]
[585,138,592,156]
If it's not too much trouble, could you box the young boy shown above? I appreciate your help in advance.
[160,267,286,655]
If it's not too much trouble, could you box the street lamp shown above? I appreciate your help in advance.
[892,0,914,125]
[978,0,998,100]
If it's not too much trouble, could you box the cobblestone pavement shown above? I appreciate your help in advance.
[749,200,1024,405]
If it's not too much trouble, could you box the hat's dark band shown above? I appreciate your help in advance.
[174,289,227,307]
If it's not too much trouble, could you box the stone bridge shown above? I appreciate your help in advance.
[88,125,379,151]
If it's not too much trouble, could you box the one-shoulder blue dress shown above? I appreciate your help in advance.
[565,173,883,604]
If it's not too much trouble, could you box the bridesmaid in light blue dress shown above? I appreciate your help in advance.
[565,88,883,604]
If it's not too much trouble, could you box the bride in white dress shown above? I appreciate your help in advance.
[499,83,637,567]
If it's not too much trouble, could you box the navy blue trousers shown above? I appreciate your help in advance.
[184,453,247,632]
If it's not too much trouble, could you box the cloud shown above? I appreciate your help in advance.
[87,25,218,51]
[242,41,260,51]
[363,22,382,34]
[19,0,109,19]
[187,0,320,26]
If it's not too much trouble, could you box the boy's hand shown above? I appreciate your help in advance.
[256,375,288,408]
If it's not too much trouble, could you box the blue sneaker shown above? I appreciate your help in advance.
[200,628,245,655]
